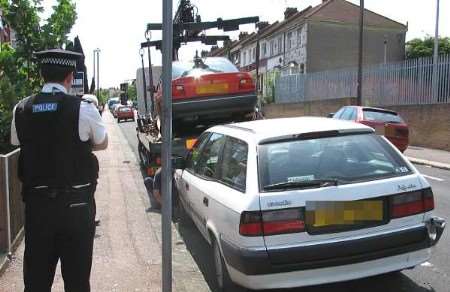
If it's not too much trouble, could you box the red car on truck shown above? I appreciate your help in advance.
[331,106,409,152]
[137,55,258,176]
[154,56,257,124]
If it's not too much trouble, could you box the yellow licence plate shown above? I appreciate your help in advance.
[196,83,229,95]
[306,201,383,227]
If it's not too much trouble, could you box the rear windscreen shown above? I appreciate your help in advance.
[363,110,403,123]
[258,134,411,190]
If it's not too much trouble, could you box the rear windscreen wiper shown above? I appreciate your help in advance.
[263,179,338,191]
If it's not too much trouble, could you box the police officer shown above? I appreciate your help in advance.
[10,49,108,292]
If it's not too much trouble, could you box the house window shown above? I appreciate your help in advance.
[243,51,247,65]
[297,28,302,47]
[287,32,292,49]
[277,37,283,54]
[300,63,305,74]
[252,47,256,61]
[262,43,267,57]
[270,40,275,56]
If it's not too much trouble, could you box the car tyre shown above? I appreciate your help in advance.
[117,118,121,123]
[212,239,247,292]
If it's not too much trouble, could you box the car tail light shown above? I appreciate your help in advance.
[395,128,409,137]
[262,209,305,235]
[239,211,263,236]
[155,156,161,166]
[172,84,184,98]
[240,208,305,237]
[185,138,197,150]
[390,188,434,219]
[239,78,254,90]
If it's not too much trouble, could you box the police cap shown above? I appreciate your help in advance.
[34,49,82,69]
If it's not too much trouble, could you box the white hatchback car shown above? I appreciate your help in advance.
[174,117,445,291]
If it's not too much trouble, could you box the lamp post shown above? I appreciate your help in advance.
[94,48,101,98]
[145,30,155,117]
[356,0,364,106]
[432,0,440,101]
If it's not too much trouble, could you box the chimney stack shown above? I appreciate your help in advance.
[239,32,249,40]
[256,21,270,31]
[284,7,298,19]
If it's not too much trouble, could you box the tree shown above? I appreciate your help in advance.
[127,81,137,101]
[406,37,450,59]
[0,0,77,154]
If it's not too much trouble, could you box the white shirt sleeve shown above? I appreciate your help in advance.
[10,105,20,146]
[79,101,107,145]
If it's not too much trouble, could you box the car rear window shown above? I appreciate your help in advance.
[119,107,132,112]
[174,58,239,78]
[258,133,411,190]
[363,109,403,123]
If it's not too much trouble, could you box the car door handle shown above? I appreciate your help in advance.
[185,182,189,191]
[203,197,209,207]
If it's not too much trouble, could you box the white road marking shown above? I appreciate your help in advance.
[421,261,434,268]
[422,174,445,182]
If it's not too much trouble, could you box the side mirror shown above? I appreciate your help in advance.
[327,113,335,118]
[172,156,186,170]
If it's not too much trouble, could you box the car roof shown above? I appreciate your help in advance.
[345,105,398,115]
[211,117,373,143]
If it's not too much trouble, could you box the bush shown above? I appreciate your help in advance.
[0,45,28,154]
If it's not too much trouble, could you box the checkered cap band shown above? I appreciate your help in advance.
[41,57,77,67]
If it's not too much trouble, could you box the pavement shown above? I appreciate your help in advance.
[406,146,450,171]
[0,111,211,292]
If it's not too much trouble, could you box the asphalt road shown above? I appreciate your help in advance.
[118,119,450,292]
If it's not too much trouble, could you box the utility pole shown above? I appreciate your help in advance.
[432,0,440,101]
[161,0,173,291]
[92,49,96,91]
[139,48,148,115]
[357,0,364,106]
[145,30,155,117]
[93,48,100,98]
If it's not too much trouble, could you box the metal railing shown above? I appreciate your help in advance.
[275,54,450,106]
[0,149,24,256]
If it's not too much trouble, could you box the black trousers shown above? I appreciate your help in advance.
[23,184,96,292]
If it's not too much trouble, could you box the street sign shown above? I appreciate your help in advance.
[70,71,85,96]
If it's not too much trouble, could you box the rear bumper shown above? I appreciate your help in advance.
[228,249,430,290]
[172,93,257,119]
[221,224,439,277]
[117,114,134,119]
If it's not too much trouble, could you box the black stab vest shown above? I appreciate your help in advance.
[15,91,99,189]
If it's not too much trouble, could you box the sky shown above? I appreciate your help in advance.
[41,0,450,89]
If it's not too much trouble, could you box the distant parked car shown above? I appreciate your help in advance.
[331,106,409,152]
[174,117,444,291]
[108,97,120,110]
[116,105,135,123]
[111,103,121,118]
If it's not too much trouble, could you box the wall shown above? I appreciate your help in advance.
[263,99,450,151]
[385,104,450,151]
[307,21,406,73]
[263,97,356,118]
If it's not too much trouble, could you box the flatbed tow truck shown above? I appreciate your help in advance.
[136,0,261,176]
